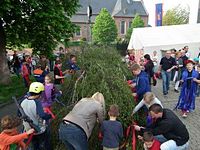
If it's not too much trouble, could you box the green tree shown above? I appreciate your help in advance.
[92,8,117,44]
[125,14,144,41]
[163,5,189,26]
[0,0,79,84]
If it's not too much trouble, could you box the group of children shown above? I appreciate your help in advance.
[1,50,195,150]
[0,54,82,149]
[100,92,162,150]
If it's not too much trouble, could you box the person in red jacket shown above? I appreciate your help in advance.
[143,131,160,150]
[0,115,34,150]
[21,58,31,88]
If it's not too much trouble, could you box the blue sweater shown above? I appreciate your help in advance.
[135,71,151,100]
[101,120,123,148]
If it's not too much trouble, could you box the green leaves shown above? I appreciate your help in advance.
[163,5,189,26]
[92,8,117,44]
[1,0,79,56]
[125,14,144,41]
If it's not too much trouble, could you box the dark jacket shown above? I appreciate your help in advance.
[144,60,154,77]
[135,71,151,100]
[148,109,189,146]
[181,55,188,68]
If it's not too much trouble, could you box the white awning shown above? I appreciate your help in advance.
[128,24,200,58]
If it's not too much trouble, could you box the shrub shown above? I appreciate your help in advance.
[52,45,144,149]
[92,8,117,44]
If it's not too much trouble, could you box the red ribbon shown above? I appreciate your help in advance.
[98,132,103,140]
[26,133,34,147]
[43,107,56,119]
[120,122,137,150]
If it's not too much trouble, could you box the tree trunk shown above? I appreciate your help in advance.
[0,20,11,85]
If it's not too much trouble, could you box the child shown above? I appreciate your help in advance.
[132,92,162,127]
[21,59,30,88]
[143,131,161,150]
[132,92,162,115]
[20,82,52,150]
[54,60,68,87]
[66,55,80,73]
[101,104,123,150]
[0,115,34,150]
[41,75,62,118]
[130,63,151,101]
[175,60,199,118]
[33,65,49,83]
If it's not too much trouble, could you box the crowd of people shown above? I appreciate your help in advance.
[1,46,199,150]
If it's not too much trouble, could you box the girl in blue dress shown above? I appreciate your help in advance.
[175,60,199,118]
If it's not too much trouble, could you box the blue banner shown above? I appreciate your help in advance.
[155,3,163,26]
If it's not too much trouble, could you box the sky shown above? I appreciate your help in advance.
[141,0,194,26]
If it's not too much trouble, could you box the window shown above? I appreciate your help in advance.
[75,28,81,37]
[129,21,132,28]
[120,21,126,35]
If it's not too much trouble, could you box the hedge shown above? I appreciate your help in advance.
[52,45,144,149]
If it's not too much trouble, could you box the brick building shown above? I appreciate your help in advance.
[71,0,148,41]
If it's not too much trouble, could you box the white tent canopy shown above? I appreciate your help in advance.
[128,24,200,59]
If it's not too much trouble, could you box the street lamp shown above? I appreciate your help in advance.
[87,5,92,42]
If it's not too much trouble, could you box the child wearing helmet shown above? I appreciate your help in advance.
[20,82,52,150]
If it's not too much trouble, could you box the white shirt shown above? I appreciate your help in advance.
[185,52,191,58]
[152,55,158,66]
[132,97,163,114]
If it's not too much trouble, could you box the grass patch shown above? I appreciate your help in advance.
[0,75,35,104]
[68,41,87,47]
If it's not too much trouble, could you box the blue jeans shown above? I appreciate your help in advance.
[59,122,88,150]
[155,135,189,150]
[160,140,189,150]
[31,126,52,150]
[196,85,200,96]
[161,70,171,94]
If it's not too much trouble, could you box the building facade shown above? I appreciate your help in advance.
[71,0,148,41]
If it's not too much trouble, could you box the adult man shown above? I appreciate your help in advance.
[135,104,189,150]
[158,51,176,95]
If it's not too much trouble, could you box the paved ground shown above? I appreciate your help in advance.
[152,80,200,150]
[0,103,17,119]
[0,79,200,149]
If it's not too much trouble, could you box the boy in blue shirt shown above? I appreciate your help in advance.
[101,104,123,150]
[130,63,151,101]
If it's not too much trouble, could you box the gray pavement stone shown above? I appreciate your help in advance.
[152,80,200,150]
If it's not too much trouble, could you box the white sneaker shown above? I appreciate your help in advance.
[182,113,187,118]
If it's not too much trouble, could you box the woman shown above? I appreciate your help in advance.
[59,92,105,150]
[144,54,154,85]
[152,51,158,73]
[173,52,183,93]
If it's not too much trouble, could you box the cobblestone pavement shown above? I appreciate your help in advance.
[152,80,200,150]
